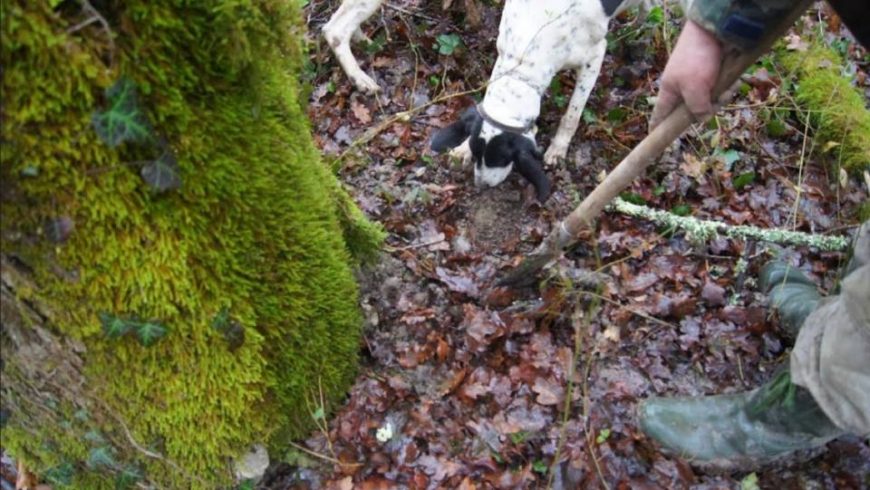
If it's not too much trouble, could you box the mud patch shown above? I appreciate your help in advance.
[465,184,529,251]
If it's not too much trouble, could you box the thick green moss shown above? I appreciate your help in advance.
[1,0,382,486]
[779,44,870,172]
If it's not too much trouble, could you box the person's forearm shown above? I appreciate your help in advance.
[687,0,802,49]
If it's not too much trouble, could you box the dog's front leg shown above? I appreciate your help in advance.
[544,42,606,166]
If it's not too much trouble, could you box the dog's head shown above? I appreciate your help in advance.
[430,107,552,202]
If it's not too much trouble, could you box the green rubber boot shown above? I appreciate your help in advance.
[638,370,843,470]
[759,261,821,337]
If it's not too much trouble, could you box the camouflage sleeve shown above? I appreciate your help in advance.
[687,0,803,49]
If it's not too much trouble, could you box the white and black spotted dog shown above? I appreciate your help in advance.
[324,0,653,200]
[431,0,648,202]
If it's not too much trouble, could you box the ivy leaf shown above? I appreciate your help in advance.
[212,308,231,332]
[44,463,75,485]
[135,321,168,347]
[212,309,244,350]
[84,429,106,444]
[140,151,181,192]
[87,446,116,469]
[92,77,152,147]
[100,312,133,339]
[115,466,143,490]
[44,216,75,243]
[222,321,246,351]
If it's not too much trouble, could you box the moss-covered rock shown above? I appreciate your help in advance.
[779,43,870,172]
[0,0,382,487]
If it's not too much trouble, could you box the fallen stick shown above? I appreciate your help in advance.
[495,0,815,288]
[610,197,850,251]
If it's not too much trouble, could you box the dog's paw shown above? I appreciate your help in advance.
[543,143,568,167]
[349,71,381,94]
[448,140,473,166]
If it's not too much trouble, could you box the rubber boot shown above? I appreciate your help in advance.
[638,370,843,471]
[759,261,821,337]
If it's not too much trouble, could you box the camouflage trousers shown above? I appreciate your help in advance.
[791,225,870,435]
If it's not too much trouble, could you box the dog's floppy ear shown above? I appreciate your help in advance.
[514,148,552,202]
[430,106,481,153]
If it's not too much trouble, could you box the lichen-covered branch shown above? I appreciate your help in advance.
[610,197,851,251]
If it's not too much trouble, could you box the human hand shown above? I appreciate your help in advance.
[649,20,723,130]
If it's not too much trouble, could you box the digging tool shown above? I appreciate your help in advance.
[496,3,813,288]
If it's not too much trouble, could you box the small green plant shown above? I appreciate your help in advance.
[100,312,168,347]
[211,308,246,351]
[713,147,741,170]
[607,107,628,124]
[733,172,756,191]
[644,5,664,25]
[92,78,181,192]
[595,428,611,444]
[671,204,692,216]
[619,191,646,206]
[741,472,760,490]
[91,78,152,147]
[364,32,387,55]
[436,33,462,56]
[532,459,548,474]
[43,463,75,486]
[582,108,597,125]
[549,79,568,108]
[509,431,529,445]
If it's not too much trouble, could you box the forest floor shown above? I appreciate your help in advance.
[262,1,870,489]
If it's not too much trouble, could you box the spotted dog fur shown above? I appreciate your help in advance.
[432,0,646,202]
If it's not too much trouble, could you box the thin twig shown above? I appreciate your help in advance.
[580,333,610,490]
[316,377,339,462]
[547,301,590,489]
[387,237,447,251]
[385,3,438,22]
[97,399,209,486]
[579,290,678,331]
[286,441,362,467]
[66,15,99,34]
[329,85,486,169]
[788,110,813,230]
[79,0,115,66]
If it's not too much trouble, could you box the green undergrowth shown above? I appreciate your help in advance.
[1,0,383,487]
[777,41,870,172]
